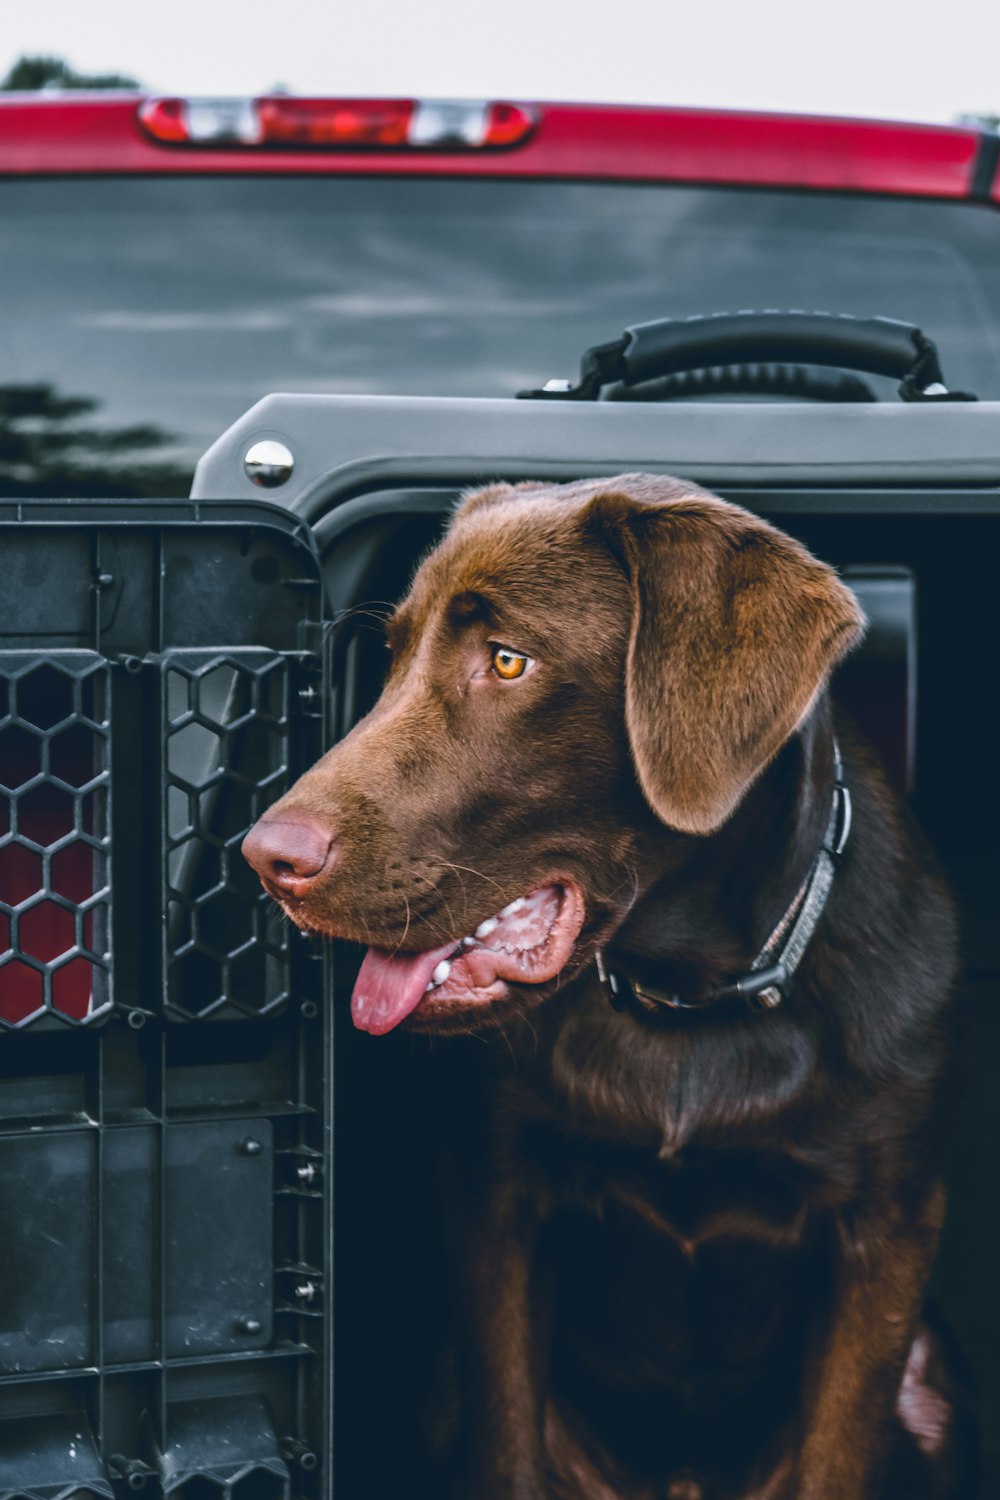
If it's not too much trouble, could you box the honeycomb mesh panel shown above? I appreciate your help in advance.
[0,506,329,1499]
[0,653,112,1028]
[163,651,291,1020]
[166,1467,288,1500]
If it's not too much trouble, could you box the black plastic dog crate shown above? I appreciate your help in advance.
[0,502,332,1500]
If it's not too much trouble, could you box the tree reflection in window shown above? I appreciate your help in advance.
[0,384,193,498]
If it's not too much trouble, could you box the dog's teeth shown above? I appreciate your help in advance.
[499,897,526,918]
[432,959,452,985]
[475,917,498,939]
[462,935,476,947]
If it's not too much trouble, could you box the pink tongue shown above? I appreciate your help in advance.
[351,940,458,1035]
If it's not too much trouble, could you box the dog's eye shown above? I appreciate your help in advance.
[491,644,530,680]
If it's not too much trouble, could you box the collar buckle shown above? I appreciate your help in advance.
[594,955,788,1016]
[594,948,626,1010]
[715,962,788,1012]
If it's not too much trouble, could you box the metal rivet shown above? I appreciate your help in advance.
[237,1315,262,1335]
[296,1162,317,1184]
[244,439,294,488]
[294,1280,317,1302]
[282,1440,319,1472]
[239,1136,263,1156]
[109,1455,148,1492]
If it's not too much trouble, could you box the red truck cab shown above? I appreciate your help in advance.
[1,91,998,494]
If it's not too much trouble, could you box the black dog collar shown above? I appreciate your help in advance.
[595,740,851,1020]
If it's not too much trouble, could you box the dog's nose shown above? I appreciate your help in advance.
[241,817,336,898]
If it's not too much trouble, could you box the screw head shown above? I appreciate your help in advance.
[239,1136,263,1156]
[237,1315,263,1335]
[282,1440,319,1472]
[244,439,294,488]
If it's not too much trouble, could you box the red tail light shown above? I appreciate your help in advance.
[482,102,536,147]
[137,96,537,150]
[136,96,189,143]
[256,98,412,147]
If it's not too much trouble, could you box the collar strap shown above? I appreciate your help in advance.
[595,739,851,1021]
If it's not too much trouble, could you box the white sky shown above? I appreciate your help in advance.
[2,0,999,125]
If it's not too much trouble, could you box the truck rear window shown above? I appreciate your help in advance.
[3,176,1000,496]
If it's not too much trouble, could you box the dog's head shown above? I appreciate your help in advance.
[243,475,862,1035]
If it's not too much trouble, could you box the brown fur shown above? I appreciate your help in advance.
[585,481,863,832]
[244,476,971,1498]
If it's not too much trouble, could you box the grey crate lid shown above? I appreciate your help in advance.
[191,394,1000,518]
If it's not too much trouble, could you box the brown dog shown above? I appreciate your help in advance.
[243,475,969,1499]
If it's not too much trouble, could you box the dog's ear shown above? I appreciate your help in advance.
[585,484,865,834]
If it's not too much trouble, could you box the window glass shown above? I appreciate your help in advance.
[2,176,999,495]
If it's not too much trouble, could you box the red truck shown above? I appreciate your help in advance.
[1,91,999,503]
[2,92,1000,1498]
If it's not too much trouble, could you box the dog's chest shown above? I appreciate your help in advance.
[536,1129,812,1255]
[533,1129,820,1390]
